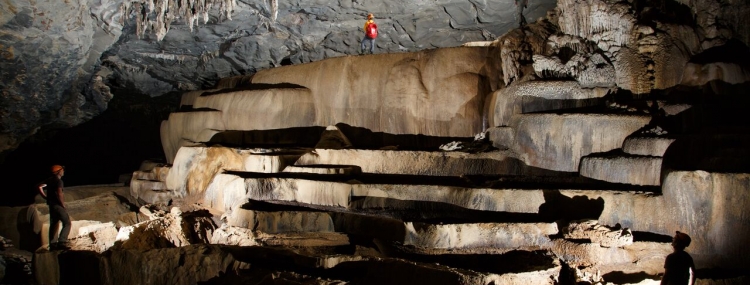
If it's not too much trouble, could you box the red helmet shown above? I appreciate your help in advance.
[367,13,374,19]
[51,165,65,174]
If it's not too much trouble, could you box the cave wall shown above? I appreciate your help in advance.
[0,0,557,156]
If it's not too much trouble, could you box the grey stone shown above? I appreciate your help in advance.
[622,136,676,157]
[509,113,651,172]
[579,155,662,186]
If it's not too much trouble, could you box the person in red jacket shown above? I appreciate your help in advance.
[360,13,377,54]
[37,165,71,250]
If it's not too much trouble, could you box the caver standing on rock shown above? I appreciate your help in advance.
[661,231,695,285]
[360,13,378,54]
[36,165,71,250]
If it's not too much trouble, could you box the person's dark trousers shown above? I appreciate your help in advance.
[48,205,71,244]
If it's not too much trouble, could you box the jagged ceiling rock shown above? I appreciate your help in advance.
[0,0,557,156]
[0,0,122,154]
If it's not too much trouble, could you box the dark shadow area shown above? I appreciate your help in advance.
[224,170,659,193]
[557,260,577,285]
[0,86,179,207]
[483,174,659,192]
[242,197,542,224]
[201,82,308,96]
[632,231,672,243]
[695,268,750,280]
[216,245,358,281]
[58,250,104,285]
[602,271,659,284]
[539,190,605,222]
[594,82,750,177]
[350,197,543,224]
[662,132,750,173]
[387,249,556,275]
[207,127,326,148]
[521,96,604,114]
[335,123,472,150]
[634,0,695,27]
[0,250,34,284]
[172,107,220,113]
[239,199,330,213]
[557,46,576,64]
[690,39,750,66]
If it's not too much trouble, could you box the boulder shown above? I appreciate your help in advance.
[0,206,42,252]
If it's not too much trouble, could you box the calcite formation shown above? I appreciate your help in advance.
[0,0,748,284]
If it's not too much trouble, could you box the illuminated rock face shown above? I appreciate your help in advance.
[161,47,498,163]
[11,0,750,283]
[0,0,558,156]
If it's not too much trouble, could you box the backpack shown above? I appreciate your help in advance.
[366,23,378,39]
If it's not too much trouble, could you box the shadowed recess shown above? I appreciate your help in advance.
[335,123,472,150]
[208,127,327,148]
[388,249,556,275]
[602,271,660,284]
[539,190,605,222]
[201,83,309,96]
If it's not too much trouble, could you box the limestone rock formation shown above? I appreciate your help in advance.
[1,0,749,284]
[0,0,558,156]
[161,47,498,162]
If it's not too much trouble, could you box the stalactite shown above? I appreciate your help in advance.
[270,0,278,22]
[121,0,237,41]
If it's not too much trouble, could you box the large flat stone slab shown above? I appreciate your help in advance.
[161,48,498,163]
[239,177,547,214]
[622,136,676,157]
[579,155,662,186]
[294,149,527,176]
[508,113,650,172]
[225,207,557,250]
[251,47,495,140]
[160,110,224,163]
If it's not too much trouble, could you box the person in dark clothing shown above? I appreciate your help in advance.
[661,231,695,285]
[37,165,71,250]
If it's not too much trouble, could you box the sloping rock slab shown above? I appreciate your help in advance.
[509,113,650,172]
[294,149,527,176]
[622,136,675,157]
[579,155,662,186]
